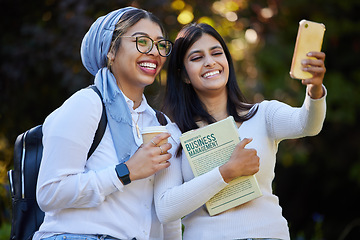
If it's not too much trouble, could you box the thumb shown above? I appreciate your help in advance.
[238,138,253,149]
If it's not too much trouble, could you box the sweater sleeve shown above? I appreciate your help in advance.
[154,123,228,223]
[265,85,327,141]
[36,89,120,212]
[162,219,182,240]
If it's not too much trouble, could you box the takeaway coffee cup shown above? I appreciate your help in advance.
[141,126,168,148]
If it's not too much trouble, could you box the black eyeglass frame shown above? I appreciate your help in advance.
[121,36,173,57]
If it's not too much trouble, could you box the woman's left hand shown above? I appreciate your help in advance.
[301,51,326,99]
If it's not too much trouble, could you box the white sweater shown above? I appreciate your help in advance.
[34,88,181,240]
[155,88,326,240]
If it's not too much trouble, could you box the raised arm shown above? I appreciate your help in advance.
[266,51,327,141]
[301,51,326,99]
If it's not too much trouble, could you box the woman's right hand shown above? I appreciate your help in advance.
[125,132,172,181]
[219,138,260,183]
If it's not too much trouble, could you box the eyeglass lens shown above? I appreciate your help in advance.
[136,36,172,56]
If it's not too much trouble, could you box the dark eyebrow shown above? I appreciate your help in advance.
[210,45,223,51]
[131,32,164,40]
[187,45,223,59]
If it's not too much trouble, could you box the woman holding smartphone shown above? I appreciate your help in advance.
[155,23,326,240]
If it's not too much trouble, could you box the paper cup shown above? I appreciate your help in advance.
[142,126,168,147]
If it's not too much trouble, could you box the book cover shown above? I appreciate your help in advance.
[180,116,262,216]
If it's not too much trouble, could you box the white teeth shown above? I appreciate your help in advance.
[139,62,157,69]
[203,70,220,78]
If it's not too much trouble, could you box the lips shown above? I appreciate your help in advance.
[138,61,158,75]
[202,70,221,78]
[139,62,157,69]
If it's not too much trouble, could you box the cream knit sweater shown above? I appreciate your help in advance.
[155,88,326,240]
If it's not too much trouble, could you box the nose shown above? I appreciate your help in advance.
[204,56,216,68]
[147,43,160,56]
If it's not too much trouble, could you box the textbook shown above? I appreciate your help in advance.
[180,116,262,216]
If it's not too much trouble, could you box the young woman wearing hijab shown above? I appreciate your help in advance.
[34,7,181,240]
[154,23,327,239]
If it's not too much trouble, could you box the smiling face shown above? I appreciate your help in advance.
[184,33,229,98]
[108,18,167,97]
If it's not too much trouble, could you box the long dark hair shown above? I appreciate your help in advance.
[162,23,258,135]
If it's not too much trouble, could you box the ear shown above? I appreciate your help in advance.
[183,71,191,84]
[107,51,115,63]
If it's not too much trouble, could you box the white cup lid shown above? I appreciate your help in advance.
[141,126,168,134]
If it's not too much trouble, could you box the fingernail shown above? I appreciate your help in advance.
[301,60,307,65]
[307,52,313,56]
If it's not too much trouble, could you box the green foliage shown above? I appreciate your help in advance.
[1,0,359,239]
[0,222,10,240]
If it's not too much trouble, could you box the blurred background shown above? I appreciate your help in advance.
[1,0,359,239]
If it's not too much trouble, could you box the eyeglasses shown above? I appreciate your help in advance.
[122,36,173,57]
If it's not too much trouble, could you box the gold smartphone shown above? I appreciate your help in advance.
[290,20,326,80]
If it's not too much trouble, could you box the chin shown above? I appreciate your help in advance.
[140,76,157,87]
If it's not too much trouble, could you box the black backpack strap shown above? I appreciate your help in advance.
[87,85,107,159]
[155,109,168,126]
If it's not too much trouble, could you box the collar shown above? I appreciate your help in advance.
[122,92,155,117]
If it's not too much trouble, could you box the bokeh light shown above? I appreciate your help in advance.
[198,17,216,27]
[171,0,185,10]
[225,11,238,22]
[260,7,274,19]
[245,28,258,44]
[229,38,245,61]
[177,9,194,25]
